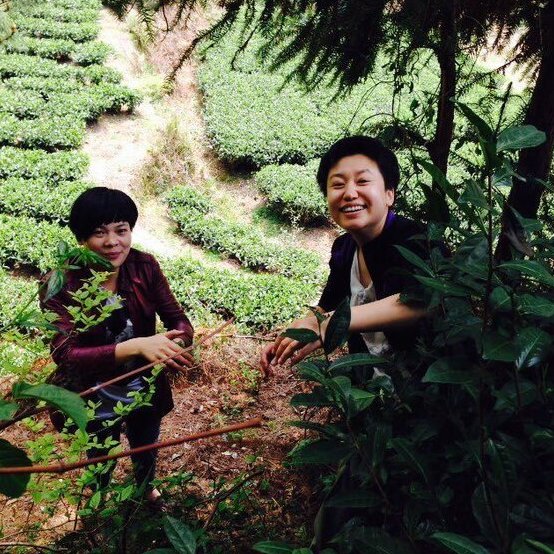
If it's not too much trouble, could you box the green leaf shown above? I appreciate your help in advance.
[525,539,554,554]
[415,276,469,297]
[490,287,511,312]
[323,297,350,355]
[515,327,552,370]
[44,269,65,302]
[347,388,376,415]
[287,439,352,466]
[518,294,554,318]
[325,490,380,508]
[493,380,537,411]
[290,388,333,408]
[143,549,177,554]
[420,182,450,223]
[459,180,488,209]
[12,383,88,431]
[253,541,294,553]
[0,399,18,421]
[0,439,32,498]
[282,328,320,343]
[329,353,387,373]
[454,101,493,141]
[497,125,546,152]
[295,361,328,383]
[499,261,554,287]
[163,516,196,554]
[416,159,458,203]
[482,332,517,362]
[422,357,478,385]
[431,532,491,554]
[395,245,434,276]
[390,438,429,484]
[292,549,313,554]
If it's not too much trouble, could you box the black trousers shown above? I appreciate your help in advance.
[86,406,161,491]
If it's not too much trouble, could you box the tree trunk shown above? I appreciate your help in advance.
[496,0,554,259]
[429,0,457,179]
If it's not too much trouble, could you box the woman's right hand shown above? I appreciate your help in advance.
[119,330,195,371]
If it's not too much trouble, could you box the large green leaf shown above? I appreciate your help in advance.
[497,125,546,152]
[329,353,387,373]
[12,382,88,431]
[163,516,196,554]
[282,328,319,343]
[515,327,552,370]
[416,159,458,203]
[395,245,434,276]
[525,539,554,554]
[499,261,554,287]
[490,287,511,312]
[253,542,294,553]
[482,332,517,362]
[347,388,376,416]
[454,102,493,141]
[390,438,430,484]
[415,276,469,297]
[323,298,350,355]
[422,357,478,385]
[287,439,352,466]
[0,439,32,498]
[431,532,491,554]
[0,399,18,421]
[518,294,554,318]
[459,180,488,209]
[493,380,537,411]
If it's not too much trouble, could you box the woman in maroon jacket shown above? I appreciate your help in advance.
[42,187,194,505]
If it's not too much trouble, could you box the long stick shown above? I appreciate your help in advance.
[0,319,234,431]
[0,418,262,475]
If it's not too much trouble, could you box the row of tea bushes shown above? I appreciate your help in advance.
[10,14,99,43]
[166,184,323,282]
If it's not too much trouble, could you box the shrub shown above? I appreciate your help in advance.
[71,41,112,65]
[255,160,328,225]
[11,4,99,23]
[0,178,90,222]
[0,146,88,182]
[0,214,74,272]
[0,114,86,149]
[0,87,45,118]
[162,256,317,331]
[0,53,120,84]
[11,15,99,43]
[0,269,37,329]
[3,75,84,93]
[166,185,322,282]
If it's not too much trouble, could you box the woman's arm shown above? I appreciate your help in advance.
[264,294,426,368]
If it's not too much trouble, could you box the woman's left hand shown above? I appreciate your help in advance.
[273,315,326,366]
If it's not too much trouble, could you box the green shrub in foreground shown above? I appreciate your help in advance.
[0,214,74,272]
[12,4,99,24]
[0,146,88,182]
[0,269,37,329]
[162,256,317,331]
[0,114,86,149]
[255,160,328,225]
[0,178,90,223]
[166,184,322,282]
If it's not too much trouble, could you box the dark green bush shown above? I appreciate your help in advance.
[0,146,88,182]
[11,15,99,43]
[0,114,86,149]
[255,160,328,225]
[166,184,322,282]
[11,4,99,23]
[0,178,90,222]
[162,256,316,331]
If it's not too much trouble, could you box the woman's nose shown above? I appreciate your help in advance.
[343,181,358,200]
[104,233,118,246]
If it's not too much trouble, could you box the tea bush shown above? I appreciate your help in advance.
[0,178,90,222]
[11,4,99,23]
[0,214,74,272]
[166,184,322,282]
[0,269,36,329]
[11,15,99,42]
[2,36,111,65]
[0,87,44,117]
[162,256,317,331]
[0,114,86,149]
[255,160,327,225]
[0,146,88,182]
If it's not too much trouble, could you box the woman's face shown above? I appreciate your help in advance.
[326,154,394,236]
[83,221,132,269]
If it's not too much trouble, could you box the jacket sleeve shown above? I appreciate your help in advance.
[318,237,351,312]
[40,285,117,383]
[149,257,194,346]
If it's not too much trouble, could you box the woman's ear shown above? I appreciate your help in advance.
[386,188,395,207]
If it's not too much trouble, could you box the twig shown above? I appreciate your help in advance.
[0,543,65,552]
[202,468,264,530]
[216,334,274,341]
[0,418,262,475]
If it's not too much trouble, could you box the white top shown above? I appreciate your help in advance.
[350,250,390,357]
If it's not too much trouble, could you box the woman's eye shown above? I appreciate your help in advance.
[93,230,104,237]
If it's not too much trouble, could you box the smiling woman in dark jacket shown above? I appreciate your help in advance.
[42,187,194,505]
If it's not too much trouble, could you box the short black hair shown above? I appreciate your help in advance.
[69,187,138,242]
[316,136,400,196]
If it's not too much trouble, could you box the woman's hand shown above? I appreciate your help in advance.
[117,330,195,371]
[260,315,326,371]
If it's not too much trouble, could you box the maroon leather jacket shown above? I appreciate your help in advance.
[41,248,194,419]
